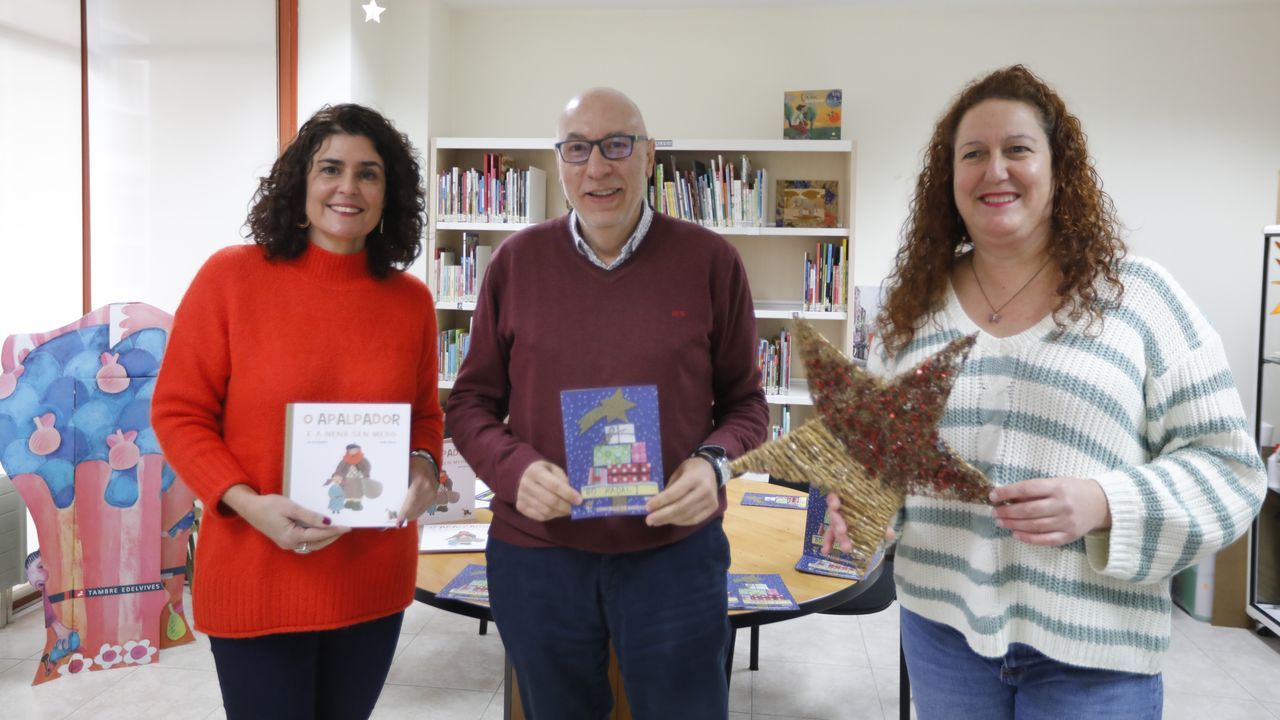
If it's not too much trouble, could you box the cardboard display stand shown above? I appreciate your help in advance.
[0,304,196,685]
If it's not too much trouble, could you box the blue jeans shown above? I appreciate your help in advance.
[208,611,403,720]
[901,607,1162,720]
[486,519,731,720]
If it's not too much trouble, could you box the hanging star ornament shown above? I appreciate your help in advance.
[362,0,386,23]
[731,318,991,575]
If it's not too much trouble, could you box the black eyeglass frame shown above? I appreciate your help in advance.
[554,134,650,164]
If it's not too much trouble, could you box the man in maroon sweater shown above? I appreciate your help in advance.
[447,87,768,718]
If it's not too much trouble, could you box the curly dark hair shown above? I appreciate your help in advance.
[245,104,425,278]
[879,64,1125,355]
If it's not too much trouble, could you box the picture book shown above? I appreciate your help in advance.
[775,180,839,228]
[437,564,490,606]
[283,403,410,528]
[741,492,808,510]
[783,89,842,140]
[851,284,885,367]
[727,573,799,611]
[421,438,477,524]
[727,575,743,610]
[475,482,494,508]
[419,523,490,553]
[794,486,880,580]
[559,385,664,519]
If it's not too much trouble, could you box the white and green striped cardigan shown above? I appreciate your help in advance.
[876,256,1266,675]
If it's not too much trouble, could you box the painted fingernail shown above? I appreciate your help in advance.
[323,517,332,526]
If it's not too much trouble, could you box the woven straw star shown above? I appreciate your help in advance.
[731,319,991,574]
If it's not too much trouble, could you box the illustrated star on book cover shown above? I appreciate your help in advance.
[559,385,663,519]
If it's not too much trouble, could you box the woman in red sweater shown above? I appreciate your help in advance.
[152,104,444,720]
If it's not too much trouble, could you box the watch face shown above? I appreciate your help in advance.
[700,445,728,460]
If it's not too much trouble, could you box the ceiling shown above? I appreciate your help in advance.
[440,0,1269,8]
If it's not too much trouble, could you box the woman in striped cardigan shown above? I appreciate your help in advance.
[828,65,1265,720]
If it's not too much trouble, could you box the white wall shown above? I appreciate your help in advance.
[300,0,452,281]
[440,4,1280,422]
[0,0,83,338]
[85,0,277,315]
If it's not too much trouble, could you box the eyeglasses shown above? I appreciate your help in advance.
[554,134,649,164]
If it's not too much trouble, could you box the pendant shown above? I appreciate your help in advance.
[989,313,1002,323]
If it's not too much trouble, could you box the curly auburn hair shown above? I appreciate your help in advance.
[879,64,1125,355]
[244,104,425,279]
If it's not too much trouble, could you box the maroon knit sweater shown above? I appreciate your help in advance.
[446,213,769,552]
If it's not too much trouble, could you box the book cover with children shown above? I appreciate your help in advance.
[559,385,664,519]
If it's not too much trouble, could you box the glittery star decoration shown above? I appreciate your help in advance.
[731,318,991,574]
[362,0,386,23]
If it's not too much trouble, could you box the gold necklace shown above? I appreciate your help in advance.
[970,256,1052,324]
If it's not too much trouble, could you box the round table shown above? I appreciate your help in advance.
[415,477,883,720]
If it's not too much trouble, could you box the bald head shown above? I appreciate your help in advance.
[557,87,648,139]
[554,87,655,260]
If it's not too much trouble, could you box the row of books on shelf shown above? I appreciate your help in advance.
[757,328,792,397]
[649,153,770,228]
[771,405,792,440]
[436,233,493,302]
[439,328,470,380]
[437,153,547,224]
[804,240,848,311]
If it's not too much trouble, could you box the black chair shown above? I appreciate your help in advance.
[743,475,911,719]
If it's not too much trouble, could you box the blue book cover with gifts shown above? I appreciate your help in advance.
[727,573,799,611]
[795,486,881,580]
[437,563,490,607]
[559,385,664,519]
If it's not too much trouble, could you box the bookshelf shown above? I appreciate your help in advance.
[1250,224,1280,637]
[428,137,857,435]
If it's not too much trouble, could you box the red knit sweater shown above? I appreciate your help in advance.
[152,244,444,638]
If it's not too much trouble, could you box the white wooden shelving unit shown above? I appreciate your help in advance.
[428,137,857,434]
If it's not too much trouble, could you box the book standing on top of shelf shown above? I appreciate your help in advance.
[784,89,843,140]
[282,402,410,528]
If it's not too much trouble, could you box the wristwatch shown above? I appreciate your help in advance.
[410,448,441,483]
[692,444,731,487]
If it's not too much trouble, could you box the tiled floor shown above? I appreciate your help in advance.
[2,595,1280,719]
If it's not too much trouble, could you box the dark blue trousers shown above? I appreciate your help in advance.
[486,518,732,720]
[208,610,403,720]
